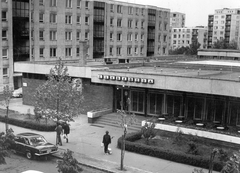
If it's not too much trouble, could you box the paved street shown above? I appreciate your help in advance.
[0,98,217,173]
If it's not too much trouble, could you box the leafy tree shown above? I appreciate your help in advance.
[0,85,13,133]
[212,39,238,50]
[169,46,189,55]
[56,149,83,173]
[117,109,136,171]
[186,42,201,55]
[0,128,15,165]
[34,59,84,123]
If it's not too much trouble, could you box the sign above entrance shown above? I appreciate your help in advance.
[98,74,154,84]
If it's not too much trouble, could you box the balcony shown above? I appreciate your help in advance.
[94,15,104,23]
[93,32,104,38]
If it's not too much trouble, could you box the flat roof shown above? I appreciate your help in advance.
[198,49,240,53]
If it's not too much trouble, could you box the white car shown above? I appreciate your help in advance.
[12,87,22,98]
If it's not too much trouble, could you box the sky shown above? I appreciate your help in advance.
[117,0,240,27]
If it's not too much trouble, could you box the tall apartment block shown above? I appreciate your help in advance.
[170,12,185,28]
[207,8,240,48]
[29,0,170,61]
[0,0,13,93]
[170,26,208,50]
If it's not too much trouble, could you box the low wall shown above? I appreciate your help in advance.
[87,108,112,123]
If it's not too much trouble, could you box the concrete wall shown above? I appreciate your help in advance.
[22,78,113,114]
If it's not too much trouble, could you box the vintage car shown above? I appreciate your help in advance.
[12,132,58,159]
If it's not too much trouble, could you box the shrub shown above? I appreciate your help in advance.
[187,141,199,155]
[141,121,157,145]
[117,132,223,172]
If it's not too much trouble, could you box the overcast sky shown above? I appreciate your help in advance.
[117,0,240,27]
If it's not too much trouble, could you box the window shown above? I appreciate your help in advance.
[135,33,138,41]
[128,19,132,28]
[159,21,161,30]
[221,21,225,24]
[128,7,133,15]
[110,18,114,26]
[76,47,80,56]
[117,19,122,27]
[85,1,89,9]
[3,68,8,77]
[117,33,122,41]
[140,46,144,54]
[66,0,72,8]
[50,48,57,57]
[2,11,7,21]
[134,47,138,54]
[50,13,57,23]
[110,4,114,12]
[109,47,113,55]
[158,34,161,42]
[141,8,144,16]
[50,0,57,7]
[127,47,132,55]
[85,32,89,40]
[141,34,144,41]
[127,33,132,41]
[65,15,72,24]
[141,20,144,29]
[76,31,81,40]
[117,5,122,13]
[136,8,139,15]
[65,48,72,57]
[220,31,224,35]
[40,48,44,58]
[173,34,177,38]
[2,49,7,58]
[110,32,113,40]
[164,23,168,31]
[85,16,89,25]
[117,47,121,55]
[65,31,72,41]
[135,20,138,28]
[50,31,57,41]
[77,0,81,8]
[39,13,44,23]
[2,30,7,40]
[163,35,167,42]
[39,30,44,40]
[77,15,81,24]
[39,0,44,5]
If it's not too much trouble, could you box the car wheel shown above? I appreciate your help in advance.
[26,151,32,159]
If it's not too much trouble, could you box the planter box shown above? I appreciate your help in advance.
[142,120,240,145]
[87,108,112,123]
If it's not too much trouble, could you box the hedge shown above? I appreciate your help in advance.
[0,116,56,131]
[117,132,223,172]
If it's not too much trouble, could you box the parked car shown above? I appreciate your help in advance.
[12,132,58,159]
[12,87,22,98]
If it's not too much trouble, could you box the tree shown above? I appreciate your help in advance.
[0,85,13,133]
[56,149,83,173]
[141,118,157,145]
[0,128,15,165]
[212,39,238,50]
[117,109,136,170]
[186,42,201,55]
[35,59,84,123]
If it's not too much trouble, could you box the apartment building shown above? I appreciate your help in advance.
[0,0,13,93]
[170,12,185,28]
[171,26,208,50]
[28,0,170,61]
[207,8,240,48]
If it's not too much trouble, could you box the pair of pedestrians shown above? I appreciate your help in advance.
[55,121,70,145]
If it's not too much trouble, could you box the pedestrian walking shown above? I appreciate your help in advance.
[62,122,70,143]
[102,131,111,155]
[55,122,63,146]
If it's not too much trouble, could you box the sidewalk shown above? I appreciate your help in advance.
[0,98,217,173]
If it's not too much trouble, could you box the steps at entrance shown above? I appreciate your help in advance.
[92,113,145,132]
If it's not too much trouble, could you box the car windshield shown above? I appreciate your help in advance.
[29,136,47,145]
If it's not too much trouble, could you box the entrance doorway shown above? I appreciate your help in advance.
[115,87,130,111]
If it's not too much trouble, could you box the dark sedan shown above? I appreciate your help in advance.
[12,132,58,159]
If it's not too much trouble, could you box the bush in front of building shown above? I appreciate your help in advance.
[0,116,56,131]
[117,132,222,172]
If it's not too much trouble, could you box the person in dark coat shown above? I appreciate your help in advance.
[55,123,63,146]
[102,131,111,154]
[62,122,70,143]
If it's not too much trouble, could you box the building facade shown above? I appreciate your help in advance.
[207,8,240,48]
[170,26,208,50]
[0,0,13,93]
[30,0,170,61]
[170,12,185,28]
